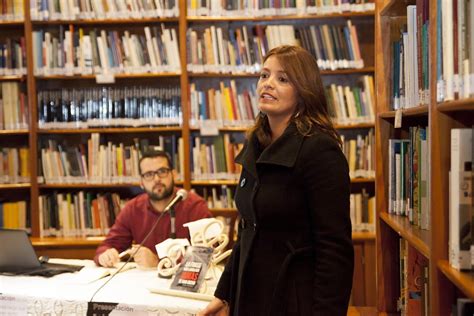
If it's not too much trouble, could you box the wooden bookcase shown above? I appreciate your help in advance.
[375,0,474,315]
[1,0,377,307]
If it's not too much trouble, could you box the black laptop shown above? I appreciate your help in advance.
[0,229,84,277]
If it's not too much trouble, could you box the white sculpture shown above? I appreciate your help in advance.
[156,218,232,280]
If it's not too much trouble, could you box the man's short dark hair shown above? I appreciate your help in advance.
[139,150,173,172]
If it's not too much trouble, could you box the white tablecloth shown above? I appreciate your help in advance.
[0,259,213,315]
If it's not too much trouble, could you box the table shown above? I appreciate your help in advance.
[0,259,213,315]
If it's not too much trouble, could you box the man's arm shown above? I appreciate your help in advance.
[94,204,134,266]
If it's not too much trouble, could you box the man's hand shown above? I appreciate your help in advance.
[197,297,229,316]
[98,248,120,267]
[131,245,159,268]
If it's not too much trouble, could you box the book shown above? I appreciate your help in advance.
[449,128,473,270]
[170,246,213,293]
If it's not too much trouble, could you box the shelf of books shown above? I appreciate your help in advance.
[377,0,474,314]
[0,0,385,307]
[0,10,30,233]
[1,0,376,284]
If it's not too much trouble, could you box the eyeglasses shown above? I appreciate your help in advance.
[141,167,171,181]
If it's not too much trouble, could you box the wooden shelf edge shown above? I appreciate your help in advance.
[35,73,181,80]
[351,177,375,183]
[437,98,474,112]
[191,180,239,185]
[0,129,29,134]
[189,127,250,132]
[0,75,26,81]
[347,306,378,316]
[31,236,104,247]
[352,231,376,241]
[39,181,184,188]
[379,212,430,259]
[187,11,375,21]
[0,183,31,189]
[438,260,474,300]
[379,0,414,17]
[31,18,179,25]
[37,127,182,134]
[191,123,375,131]
[378,105,429,119]
[191,178,373,185]
[189,73,258,77]
[334,122,375,129]
[188,67,375,77]
[0,20,24,25]
[39,183,141,188]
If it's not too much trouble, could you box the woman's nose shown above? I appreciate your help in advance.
[263,77,275,89]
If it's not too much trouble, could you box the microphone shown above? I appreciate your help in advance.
[90,189,188,302]
[165,189,188,212]
[167,189,188,239]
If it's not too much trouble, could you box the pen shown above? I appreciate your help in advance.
[118,248,131,259]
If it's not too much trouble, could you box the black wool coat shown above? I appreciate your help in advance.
[214,123,354,316]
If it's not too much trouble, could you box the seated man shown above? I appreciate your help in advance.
[94,150,212,269]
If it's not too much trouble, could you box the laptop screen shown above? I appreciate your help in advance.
[0,229,41,272]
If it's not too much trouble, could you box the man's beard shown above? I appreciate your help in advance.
[145,180,174,202]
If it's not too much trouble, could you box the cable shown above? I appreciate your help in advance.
[89,208,169,303]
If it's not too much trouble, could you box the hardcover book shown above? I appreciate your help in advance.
[170,246,213,293]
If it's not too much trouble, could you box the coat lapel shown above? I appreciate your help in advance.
[256,123,304,168]
[234,133,259,178]
[234,123,305,177]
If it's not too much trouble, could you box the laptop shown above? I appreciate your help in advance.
[0,229,84,277]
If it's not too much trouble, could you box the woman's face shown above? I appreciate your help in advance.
[257,56,298,121]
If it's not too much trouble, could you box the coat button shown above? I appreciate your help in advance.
[240,178,246,187]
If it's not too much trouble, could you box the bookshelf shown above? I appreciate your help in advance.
[2,0,378,306]
[376,0,474,315]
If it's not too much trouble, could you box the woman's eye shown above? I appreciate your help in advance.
[279,77,288,83]
[259,73,268,79]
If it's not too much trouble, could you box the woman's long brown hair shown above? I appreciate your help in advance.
[249,45,342,147]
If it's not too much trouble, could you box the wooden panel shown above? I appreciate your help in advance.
[34,246,97,260]
[352,243,366,306]
[438,260,474,300]
[379,213,431,259]
[347,306,378,316]
[377,218,400,312]
[364,240,376,306]
[31,238,102,260]
[351,238,376,307]
[356,19,375,67]
[24,0,40,237]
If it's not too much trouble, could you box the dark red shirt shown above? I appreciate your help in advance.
[94,189,212,265]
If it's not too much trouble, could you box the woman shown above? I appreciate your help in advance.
[198,45,354,316]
